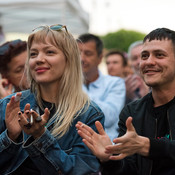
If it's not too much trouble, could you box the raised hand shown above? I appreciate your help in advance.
[137,76,149,97]
[105,117,150,160]
[76,121,112,162]
[125,74,140,99]
[5,92,23,141]
[0,78,13,99]
[18,106,50,139]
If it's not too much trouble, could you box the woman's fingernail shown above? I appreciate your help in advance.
[30,109,34,114]
[14,94,20,102]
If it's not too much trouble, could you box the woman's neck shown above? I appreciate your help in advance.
[40,83,59,103]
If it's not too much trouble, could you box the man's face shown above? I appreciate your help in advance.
[106,54,125,77]
[78,41,102,75]
[130,45,143,74]
[140,39,175,88]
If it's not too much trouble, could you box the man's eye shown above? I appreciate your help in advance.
[156,53,164,57]
[141,54,148,60]
[85,52,93,56]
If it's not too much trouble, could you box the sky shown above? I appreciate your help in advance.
[79,0,175,35]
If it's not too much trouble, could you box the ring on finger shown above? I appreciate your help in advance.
[35,116,42,122]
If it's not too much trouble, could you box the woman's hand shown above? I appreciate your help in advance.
[76,121,112,162]
[5,93,23,141]
[18,106,50,139]
[0,78,13,99]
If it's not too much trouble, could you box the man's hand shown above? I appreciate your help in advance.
[76,121,112,162]
[125,75,149,100]
[105,117,150,160]
[125,75,141,99]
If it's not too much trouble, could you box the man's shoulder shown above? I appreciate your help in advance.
[100,73,124,84]
[126,92,152,109]
[82,100,104,114]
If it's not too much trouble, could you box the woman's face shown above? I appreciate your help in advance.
[29,38,66,88]
[5,50,28,91]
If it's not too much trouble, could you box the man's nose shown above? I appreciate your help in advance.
[146,55,156,65]
[80,52,86,61]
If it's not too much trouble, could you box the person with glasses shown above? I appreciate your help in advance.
[0,39,29,98]
[0,24,104,175]
[77,34,126,141]
[76,28,175,175]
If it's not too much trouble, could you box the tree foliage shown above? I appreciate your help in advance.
[100,29,146,52]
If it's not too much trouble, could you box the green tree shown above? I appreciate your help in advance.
[100,29,146,52]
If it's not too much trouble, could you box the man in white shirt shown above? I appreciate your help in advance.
[77,33,126,140]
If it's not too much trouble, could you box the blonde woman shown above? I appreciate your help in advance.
[0,24,104,175]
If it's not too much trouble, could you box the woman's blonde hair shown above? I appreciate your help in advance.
[27,25,89,137]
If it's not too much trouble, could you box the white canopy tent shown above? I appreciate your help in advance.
[0,0,89,37]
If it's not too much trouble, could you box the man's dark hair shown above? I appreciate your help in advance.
[105,50,128,67]
[143,28,175,45]
[77,33,103,56]
[0,39,27,74]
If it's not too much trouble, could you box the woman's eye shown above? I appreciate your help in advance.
[30,52,37,58]
[47,50,55,54]
[15,67,24,74]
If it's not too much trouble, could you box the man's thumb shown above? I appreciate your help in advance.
[126,116,135,132]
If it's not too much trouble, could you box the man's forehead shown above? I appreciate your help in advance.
[78,41,96,50]
[142,39,172,51]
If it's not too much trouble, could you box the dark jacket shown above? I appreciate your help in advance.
[101,92,175,175]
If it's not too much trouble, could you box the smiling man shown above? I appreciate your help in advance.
[76,28,175,175]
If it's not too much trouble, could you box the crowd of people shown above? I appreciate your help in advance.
[0,24,175,175]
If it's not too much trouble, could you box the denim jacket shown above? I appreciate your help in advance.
[0,90,104,175]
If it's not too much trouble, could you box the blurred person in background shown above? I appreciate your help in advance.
[77,33,126,141]
[125,40,149,104]
[105,49,133,78]
[0,39,29,98]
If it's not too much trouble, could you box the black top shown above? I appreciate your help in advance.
[151,98,174,175]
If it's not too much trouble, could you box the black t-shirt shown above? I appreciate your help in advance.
[151,98,174,175]
[10,100,55,175]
